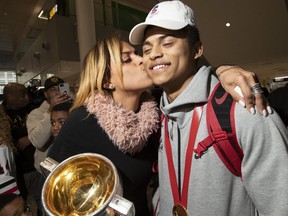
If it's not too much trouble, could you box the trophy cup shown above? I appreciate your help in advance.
[41,153,135,216]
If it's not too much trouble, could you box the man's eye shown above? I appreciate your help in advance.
[143,48,151,55]
[163,42,173,47]
[122,58,132,63]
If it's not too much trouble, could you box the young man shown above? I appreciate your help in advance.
[129,1,288,215]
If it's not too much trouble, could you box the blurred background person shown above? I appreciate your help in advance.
[26,76,71,215]
[34,101,72,215]
[1,83,37,215]
[50,102,73,139]
[0,105,16,179]
[268,83,288,128]
[71,79,80,100]
[26,76,71,174]
[0,193,31,216]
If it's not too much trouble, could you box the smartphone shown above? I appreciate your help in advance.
[59,83,70,95]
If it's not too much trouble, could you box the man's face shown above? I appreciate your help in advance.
[7,90,29,110]
[142,27,197,96]
[44,85,60,102]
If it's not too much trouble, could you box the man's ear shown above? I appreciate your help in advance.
[44,91,48,99]
[194,42,204,59]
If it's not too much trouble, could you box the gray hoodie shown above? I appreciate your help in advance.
[153,65,288,216]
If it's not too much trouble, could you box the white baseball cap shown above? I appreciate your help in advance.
[129,0,196,45]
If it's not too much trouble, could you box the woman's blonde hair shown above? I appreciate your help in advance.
[71,35,123,112]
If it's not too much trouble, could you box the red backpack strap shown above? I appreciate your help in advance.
[194,83,243,177]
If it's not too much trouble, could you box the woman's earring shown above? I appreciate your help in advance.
[103,82,115,90]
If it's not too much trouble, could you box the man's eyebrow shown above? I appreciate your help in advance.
[143,34,176,46]
[121,51,132,56]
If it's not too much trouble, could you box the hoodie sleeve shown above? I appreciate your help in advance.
[236,106,288,216]
[26,103,52,151]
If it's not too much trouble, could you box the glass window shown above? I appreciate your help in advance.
[0,71,17,94]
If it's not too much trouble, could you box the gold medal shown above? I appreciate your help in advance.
[172,203,188,216]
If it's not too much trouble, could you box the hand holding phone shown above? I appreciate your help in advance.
[59,83,70,95]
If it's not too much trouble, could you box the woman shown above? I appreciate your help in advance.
[47,35,268,215]
[47,36,159,216]
[0,106,18,196]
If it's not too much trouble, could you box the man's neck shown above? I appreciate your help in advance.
[164,75,194,103]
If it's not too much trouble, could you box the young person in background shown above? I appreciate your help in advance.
[26,77,71,215]
[0,193,31,216]
[50,102,72,138]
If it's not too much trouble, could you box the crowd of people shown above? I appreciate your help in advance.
[1,1,287,216]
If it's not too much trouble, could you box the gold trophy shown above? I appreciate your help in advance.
[41,153,135,216]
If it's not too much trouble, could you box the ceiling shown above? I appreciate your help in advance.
[0,0,288,86]
[0,0,48,69]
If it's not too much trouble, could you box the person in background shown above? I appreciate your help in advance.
[34,101,73,215]
[26,76,71,174]
[1,83,38,215]
[0,107,19,196]
[74,80,80,94]
[26,76,71,215]
[71,79,80,100]
[50,102,72,139]
[268,83,288,128]
[0,193,31,216]
[0,105,16,179]
[129,1,288,215]
[0,103,19,201]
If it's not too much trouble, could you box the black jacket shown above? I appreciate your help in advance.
[48,106,158,216]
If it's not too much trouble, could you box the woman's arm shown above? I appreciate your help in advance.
[216,65,271,116]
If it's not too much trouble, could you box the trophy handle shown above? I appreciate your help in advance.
[108,195,135,216]
[39,157,59,178]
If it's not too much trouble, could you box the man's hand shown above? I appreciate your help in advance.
[216,65,272,116]
[16,136,31,151]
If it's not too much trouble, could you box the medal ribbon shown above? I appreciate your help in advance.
[164,106,203,208]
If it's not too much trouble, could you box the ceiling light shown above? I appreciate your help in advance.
[226,23,231,27]
[38,10,48,20]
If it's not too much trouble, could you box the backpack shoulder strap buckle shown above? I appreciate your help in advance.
[211,130,228,141]
[194,130,229,158]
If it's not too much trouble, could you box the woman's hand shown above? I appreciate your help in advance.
[216,65,272,116]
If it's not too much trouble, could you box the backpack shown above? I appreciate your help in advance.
[194,83,244,178]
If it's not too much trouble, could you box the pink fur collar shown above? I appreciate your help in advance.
[86,93,159,155]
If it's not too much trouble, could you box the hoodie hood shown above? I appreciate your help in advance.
[160,65,218,125]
